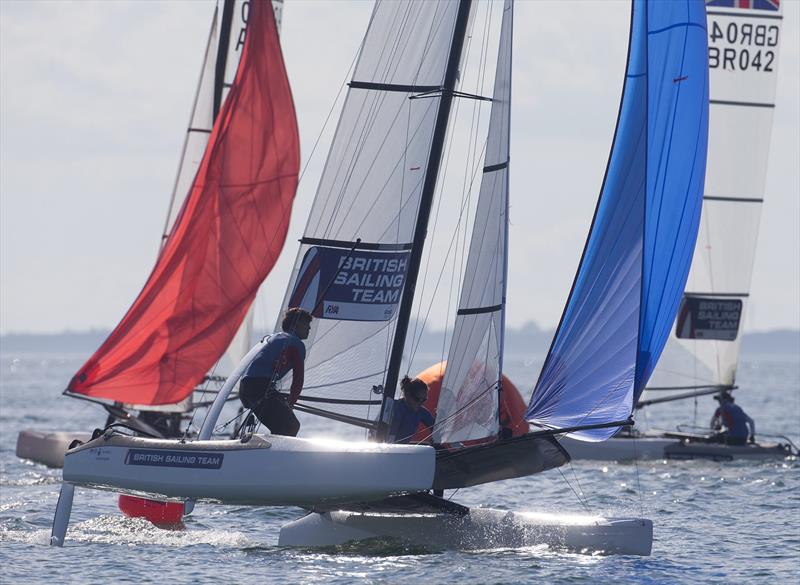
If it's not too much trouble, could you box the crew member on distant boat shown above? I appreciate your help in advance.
[388,376,435,444]
[710,391,755,446]
[239,308,312,436]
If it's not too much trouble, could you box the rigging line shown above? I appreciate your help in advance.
[633,432,644,518]
[379,86,416,410]
[344,110,433,241]
[407,140,489,365]
[420,380,499,444]
[297,28,363,187]
[557,466,591,514]
[443,1,494,362]
[409,0,482,358]
[406,0,486,365]
[327,83,435,241]
[308,3,408,237]
[454,2,492,319]
[567,460,592,512]
[407,85,461,365]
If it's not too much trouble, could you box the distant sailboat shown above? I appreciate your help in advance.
[16,0,293,468]
[52,0,710,555]
[562,0,797,461]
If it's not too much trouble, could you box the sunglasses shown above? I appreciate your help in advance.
[413,394,428,404]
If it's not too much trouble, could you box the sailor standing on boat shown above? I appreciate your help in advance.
[239,308,312,437]
[710,391,756,446]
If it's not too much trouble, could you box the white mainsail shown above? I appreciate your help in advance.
[643,2,782,405]
[276,0,464,424]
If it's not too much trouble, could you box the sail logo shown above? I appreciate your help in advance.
[675,297,742,341]
[289,246,410,322]
[707,5,780,75]
[125,449,224,470]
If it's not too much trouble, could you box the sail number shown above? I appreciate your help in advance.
[708,20,779,72]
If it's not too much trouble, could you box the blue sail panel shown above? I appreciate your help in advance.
[525,0,708,441]
[635,0,709,397]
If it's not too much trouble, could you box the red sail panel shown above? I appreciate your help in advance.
[67,0,300,405]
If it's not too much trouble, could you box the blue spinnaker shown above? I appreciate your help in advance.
[525,0,709,441]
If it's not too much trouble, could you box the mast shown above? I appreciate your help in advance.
[379,0,474,431]
[497,0,513,395]
[214,0,236,119]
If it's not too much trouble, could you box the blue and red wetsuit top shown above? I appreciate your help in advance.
[242,332,306,404]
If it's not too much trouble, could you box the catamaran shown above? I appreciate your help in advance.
[51,0,711,555]
[16,0,286,470]
[561,0,797,461]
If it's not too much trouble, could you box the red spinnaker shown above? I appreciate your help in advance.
[67,0,300,405]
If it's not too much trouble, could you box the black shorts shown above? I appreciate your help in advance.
[239,377,300,437]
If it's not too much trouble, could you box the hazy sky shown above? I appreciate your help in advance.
[1,0,798,335]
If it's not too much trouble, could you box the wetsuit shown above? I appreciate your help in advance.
[388,399,435,443]
[711,402,755,446]
[239,332,305,436]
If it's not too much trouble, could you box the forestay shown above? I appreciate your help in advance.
[643,0,782,405]
[526,0,710,441]
[277,1,463,424]
[66,0,300,406]
[433,0,513,445]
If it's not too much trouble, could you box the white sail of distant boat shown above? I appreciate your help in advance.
[641,0,783,409]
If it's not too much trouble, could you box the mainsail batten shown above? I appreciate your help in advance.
[67,0,300,406]
[526,0,710,441]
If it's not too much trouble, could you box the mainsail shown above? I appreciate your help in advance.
[276,0,469,425]
[67,0,300,406]
[525,0,710,441]
[641,0,783,407]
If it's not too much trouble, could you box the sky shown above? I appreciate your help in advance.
[1,0,798,336]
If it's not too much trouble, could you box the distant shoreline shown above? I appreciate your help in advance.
[1,325,798,357]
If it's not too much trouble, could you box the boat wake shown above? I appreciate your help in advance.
[62,515,252,548]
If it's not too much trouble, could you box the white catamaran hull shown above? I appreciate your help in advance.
[560,434,795,461]
[279,508,653,556]
[16,430,93,469]
[62,433,435,506]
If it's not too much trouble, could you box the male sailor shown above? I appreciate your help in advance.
[239,307,312,436]
[710,391,755,446]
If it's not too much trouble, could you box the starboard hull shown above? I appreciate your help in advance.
[16,430,93,469]
[62,433,435,506]
[279,507,653,556]
[560,434,795,461]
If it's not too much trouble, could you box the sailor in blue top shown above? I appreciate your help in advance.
[710,391,755,446]
[389,376,435,444]
[239,308,312,437]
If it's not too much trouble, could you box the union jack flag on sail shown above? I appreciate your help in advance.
[706,0,780,11]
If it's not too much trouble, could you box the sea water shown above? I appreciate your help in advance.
[1,350,798,584]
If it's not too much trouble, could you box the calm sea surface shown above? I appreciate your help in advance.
[1,350,798,583]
